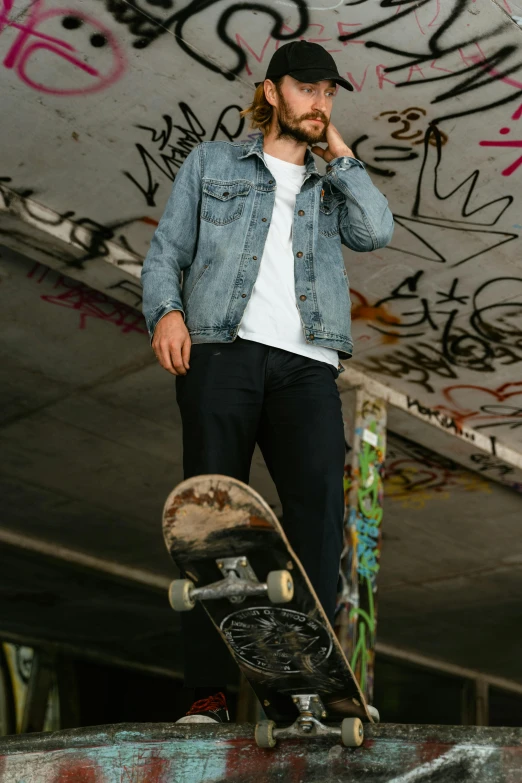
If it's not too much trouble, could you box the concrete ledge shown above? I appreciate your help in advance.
[0,723,520,782]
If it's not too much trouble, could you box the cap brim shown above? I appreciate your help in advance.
[255,69,353,92]
[290,68,353,91]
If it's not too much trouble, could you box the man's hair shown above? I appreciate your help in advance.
[240,78,283,136]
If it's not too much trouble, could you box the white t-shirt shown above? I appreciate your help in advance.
[238,152,339,369]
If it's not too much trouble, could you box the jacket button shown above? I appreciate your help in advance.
[241,293,247,298]
[262,218,267,222]
[268,179,274,184]
[298,210,305,216]
[299,295,307,301]
[308,334,315,340]
[253,256,257,260]
[296,252,303,258]
[223,192,229,197]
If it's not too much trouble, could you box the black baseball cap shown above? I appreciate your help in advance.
[255,41,353,92]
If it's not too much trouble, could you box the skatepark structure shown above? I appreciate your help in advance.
[0,723,521,782]
[1,0,522,751]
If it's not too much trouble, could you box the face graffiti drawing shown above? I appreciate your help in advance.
[0,0,126,95]
[351,106,449,177]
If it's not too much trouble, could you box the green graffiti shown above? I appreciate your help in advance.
[349,576,376,695]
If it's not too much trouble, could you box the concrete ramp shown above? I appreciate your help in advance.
[0,723,520,782]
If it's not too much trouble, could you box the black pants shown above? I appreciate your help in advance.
[176,338,345,687]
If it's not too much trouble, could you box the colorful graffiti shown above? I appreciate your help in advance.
[385,433,492,510]
[336,393,386,703]
[0,0,126,95]
[436,382,522,433]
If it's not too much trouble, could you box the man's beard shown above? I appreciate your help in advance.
[275,89,329,145]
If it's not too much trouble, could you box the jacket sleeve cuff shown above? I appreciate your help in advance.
[146,301,185,342]
[326,156,365,173]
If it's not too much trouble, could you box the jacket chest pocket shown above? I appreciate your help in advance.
[201,180,251,226]
[319,191,344,237]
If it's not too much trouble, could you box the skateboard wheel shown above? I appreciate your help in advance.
[168,579,195,611]
[255,720,277,749]
[266,570,294,604]
[341,717,364,747]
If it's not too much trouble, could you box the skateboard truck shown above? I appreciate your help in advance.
[255,693,365,749]
[168,557,294,611]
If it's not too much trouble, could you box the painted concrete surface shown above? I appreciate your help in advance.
[2,0,522,461]
[0,723,521,782]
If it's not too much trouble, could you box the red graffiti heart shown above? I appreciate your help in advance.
[438,382,522,422]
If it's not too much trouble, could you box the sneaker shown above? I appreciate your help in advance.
[176,691,230,724]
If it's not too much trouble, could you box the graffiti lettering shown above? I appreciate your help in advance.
[469,453,515,476]
[99,0,309,77]
[406,397,475,438]
[124,103,245,207]
[338,0,522,124]
[28,263,147,334]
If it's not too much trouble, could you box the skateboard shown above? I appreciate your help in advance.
[162,474,378,748]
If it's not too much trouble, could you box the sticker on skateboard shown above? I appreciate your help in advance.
[220,606,333,673]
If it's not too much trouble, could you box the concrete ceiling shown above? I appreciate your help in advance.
[1,0,522,689]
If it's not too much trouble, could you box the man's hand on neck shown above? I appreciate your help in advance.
[311,122,354,163]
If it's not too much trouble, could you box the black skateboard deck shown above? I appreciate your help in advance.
[163,475,375,745]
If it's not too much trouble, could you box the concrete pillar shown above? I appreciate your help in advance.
[336,389,387,705]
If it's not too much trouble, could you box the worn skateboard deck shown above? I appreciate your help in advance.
[162,475,373,725]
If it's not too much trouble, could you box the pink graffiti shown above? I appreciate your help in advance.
[28,263,147,335]
[472,41,522,176]
[479,118,522,176]
[0,0,125,95]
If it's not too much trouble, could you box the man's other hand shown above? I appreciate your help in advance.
[152,311,191,376]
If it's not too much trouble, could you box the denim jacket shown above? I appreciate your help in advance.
[141,134,394,358]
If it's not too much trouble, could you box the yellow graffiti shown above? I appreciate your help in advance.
[385,469,492,510]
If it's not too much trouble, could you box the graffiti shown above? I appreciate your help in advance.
[480,118,522,176]
[106,278,143,307]
[387,745,494,783]
[387,126,516,265]
[1,177,150,267]
[354,430,383,581]
[469,453,515,476]
[406,398,475,439]
[28,263,147,334]
[352,106,449,178]
[0,725,516,782]
[338,0,522,125]
[358,270,522,394]
[0,0,126,95]
[436,382,522,433]
[124,103,245,207]
[337,393,386,702]
[385,433,491,510]
[99,0,309,75]
[351,124,522,393]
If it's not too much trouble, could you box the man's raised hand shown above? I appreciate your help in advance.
[311,122,354,163]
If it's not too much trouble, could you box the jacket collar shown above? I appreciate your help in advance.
[239,134,320,178]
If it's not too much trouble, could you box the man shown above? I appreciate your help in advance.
[141,41,394,722]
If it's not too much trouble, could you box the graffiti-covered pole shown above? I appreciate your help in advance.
[336,390,387,705]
